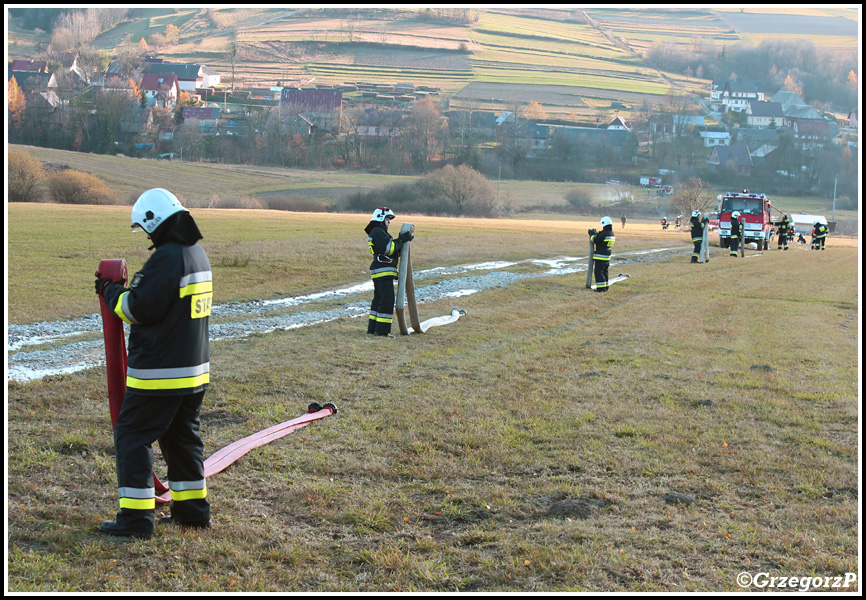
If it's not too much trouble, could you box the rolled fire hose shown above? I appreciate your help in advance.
[394,223,467,336]
[98,259,336,504]
[98,259,170,499]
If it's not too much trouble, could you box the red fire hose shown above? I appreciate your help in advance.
[98,259,336,505]
[97,259,170,498]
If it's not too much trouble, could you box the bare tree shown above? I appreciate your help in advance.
[226,41,239,92]
[671,177,714,217]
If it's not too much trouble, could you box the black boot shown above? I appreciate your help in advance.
[99,507,155,538]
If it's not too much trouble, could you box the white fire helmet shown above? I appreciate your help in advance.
[371,206,396,222]
[732,211,741,219]
[131,188,187,234]
[692,210,701,218]
[600,216,613,227]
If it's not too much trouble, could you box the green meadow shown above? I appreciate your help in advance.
[7,198,859,592]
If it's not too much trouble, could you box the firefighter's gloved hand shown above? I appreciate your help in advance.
[398,231,414,243]
[588,228,597,236]
[95,273,125,297]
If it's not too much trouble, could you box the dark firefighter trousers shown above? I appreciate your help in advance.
[692,240,702,261]
[593,257,610,291]
[777,231,788,250]
[368,276,396,335]
[729,237,739,256]
[113,389,210,532]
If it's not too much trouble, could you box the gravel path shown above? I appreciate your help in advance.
[7,246,685,382]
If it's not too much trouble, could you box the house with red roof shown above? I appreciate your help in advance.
[139,73,179,108]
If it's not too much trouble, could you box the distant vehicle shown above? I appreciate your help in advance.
[707,211,720,231]
[640,176,662,187]
[717,190,780,250]
[158,153,175,160]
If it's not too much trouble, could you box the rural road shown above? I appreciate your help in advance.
[8,246,686,383]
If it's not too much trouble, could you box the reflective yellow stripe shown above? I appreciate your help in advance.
[171,486,207,502]
[179,281,213,298]
[374,315,393,323]
[127,372,210,391]
[371,270,398,278]
[113,292,134,324]
[120,497,156,510]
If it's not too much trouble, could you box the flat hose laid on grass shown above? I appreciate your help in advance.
[395,223,467,335]
[98,258,337,505]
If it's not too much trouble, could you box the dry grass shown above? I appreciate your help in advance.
[6,203,860,592]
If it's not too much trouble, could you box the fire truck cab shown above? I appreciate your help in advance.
[717,190,774,250]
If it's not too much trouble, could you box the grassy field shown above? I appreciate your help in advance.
[6,203,859,592]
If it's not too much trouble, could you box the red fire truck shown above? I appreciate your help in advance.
[717,190,780,250]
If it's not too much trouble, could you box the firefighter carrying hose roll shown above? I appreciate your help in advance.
[729,211,742,257]
[589,216,616,291]
[689,210,705,263]
[365,207,413,337]
[95,188,212,538]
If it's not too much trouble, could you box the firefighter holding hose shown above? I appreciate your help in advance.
[689,210,706,263]
[589,216,616,291]
[364,207,413,337]
[729,211,742,257]
[94,188,212,538]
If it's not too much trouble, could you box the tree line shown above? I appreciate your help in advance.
[647,37,858,112]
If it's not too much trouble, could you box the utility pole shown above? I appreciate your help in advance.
[832,173,837,221]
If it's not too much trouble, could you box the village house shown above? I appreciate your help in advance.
[139,73,179,109]
[699,131,731,147]
[8,71,58,102]
[280,88,343,134]
[10,59,48,73]
[144,62,221,92]
[707,144,752,175]
[182,106,221,132]
[791,119,834,150]
[746,100,784,128]
[120,106,153,135]
[548,123,639,162]
[350,109,403,141]
[720,78,764,113]
[733,127,780,155]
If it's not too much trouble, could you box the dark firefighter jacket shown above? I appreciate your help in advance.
[104,213,212,395]
[591,225,616,260]
[731,218,742,238]
[690,217,704,242]
[365,221,404,279]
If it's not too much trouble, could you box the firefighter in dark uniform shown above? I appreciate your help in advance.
[589,216,616,291]
[774,213,790,251]
[689,210,705,263]
[729,211,741,257]
[812,221,828,250]
[95,188,212,538]
[364,207,413,337]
